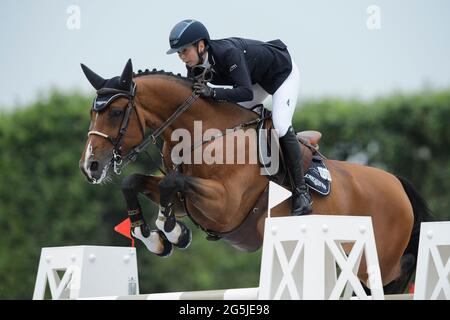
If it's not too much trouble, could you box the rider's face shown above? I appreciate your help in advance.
[177,42,205,67]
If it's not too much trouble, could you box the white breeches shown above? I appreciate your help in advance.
[238,62,300,137]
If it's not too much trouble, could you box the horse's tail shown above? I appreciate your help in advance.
[396,175,434,258]
[381,176,434,294]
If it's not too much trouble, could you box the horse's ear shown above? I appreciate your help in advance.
[80,63,106,90]
[119,59,133,90]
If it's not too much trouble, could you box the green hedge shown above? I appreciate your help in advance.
[0,88,448,299]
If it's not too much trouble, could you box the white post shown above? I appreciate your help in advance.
[414,222,450,300]
[258,215,384,300]
[33,246,139,300]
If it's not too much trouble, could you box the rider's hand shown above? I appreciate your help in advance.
[193,82,216,99]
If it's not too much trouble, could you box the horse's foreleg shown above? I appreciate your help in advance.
[156,170,192,249]
[121,174,173,257]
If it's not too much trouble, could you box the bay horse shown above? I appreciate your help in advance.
[79,59,431,294]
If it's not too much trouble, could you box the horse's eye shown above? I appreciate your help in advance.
[111,109,123,117]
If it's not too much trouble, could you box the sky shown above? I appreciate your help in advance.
[1,0,450,109]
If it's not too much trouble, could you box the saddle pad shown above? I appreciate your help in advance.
[305,157,332,196]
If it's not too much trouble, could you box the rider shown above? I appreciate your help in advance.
[166,19,312,216]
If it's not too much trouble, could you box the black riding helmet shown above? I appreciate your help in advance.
[166,19,210,54]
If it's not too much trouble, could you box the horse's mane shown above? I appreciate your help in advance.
[133,68,193,87]
[132,67,260,125]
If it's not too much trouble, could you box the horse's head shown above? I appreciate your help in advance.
[79,59,144,184]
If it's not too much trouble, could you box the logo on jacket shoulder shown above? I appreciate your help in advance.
[229,64,238,72]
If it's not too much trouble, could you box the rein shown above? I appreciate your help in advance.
[88,66,263,176]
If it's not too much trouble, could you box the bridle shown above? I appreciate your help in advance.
[88,83,142,174]
[88,81,200,175]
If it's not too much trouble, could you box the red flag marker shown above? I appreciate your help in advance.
[114,218,135,247]
[408,282,415,294]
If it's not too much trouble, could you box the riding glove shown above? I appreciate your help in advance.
[193,82,216,99]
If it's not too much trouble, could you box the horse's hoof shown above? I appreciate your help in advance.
[155,231,173,257]
[173,221,192,250]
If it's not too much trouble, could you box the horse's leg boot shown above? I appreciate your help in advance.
[131,224,173,257]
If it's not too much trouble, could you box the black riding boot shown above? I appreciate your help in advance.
[279,126,312,216]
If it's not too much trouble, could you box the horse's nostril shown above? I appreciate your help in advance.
[90,161,99,172]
